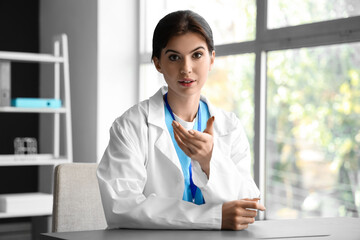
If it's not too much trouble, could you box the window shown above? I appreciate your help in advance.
[266,43,360,218]
[140,0,256,54]
[202,54,255,165]
[139,0,360,219]
[268,0,360,29]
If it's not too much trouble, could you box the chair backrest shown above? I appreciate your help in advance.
[52,163,107,232]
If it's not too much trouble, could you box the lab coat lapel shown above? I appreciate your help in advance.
[148,87,183,174]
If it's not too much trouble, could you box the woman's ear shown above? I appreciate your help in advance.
[153,57,162,73]
[209,50,215,71]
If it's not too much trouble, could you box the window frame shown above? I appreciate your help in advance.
[138,0,360,220]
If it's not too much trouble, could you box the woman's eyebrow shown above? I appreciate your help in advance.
[164,46,206,55]
[165,49,180,55]
[190,46,206,52]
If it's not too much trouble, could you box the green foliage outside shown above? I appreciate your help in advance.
[267,43,360,218]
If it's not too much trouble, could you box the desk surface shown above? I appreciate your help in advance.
[41,217,360,240]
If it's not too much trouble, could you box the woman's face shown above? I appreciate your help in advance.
[153,32,215,99]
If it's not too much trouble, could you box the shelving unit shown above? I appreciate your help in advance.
[0,34,73,220]
[0,106,67,113]
[0,154,69,167]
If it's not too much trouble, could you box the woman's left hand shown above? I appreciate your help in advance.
[172,116,215,178]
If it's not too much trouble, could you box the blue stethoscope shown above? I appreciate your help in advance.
[164,92,200,203]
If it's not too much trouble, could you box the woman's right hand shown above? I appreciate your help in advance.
[221,199,266,230]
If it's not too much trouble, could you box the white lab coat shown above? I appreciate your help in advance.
[97,86,260,229]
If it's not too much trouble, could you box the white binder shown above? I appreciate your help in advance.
[0,61,11,106]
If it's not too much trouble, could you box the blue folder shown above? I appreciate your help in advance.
[11,98,62,108]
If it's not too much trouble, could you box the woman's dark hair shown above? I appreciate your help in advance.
[151,10,214,60]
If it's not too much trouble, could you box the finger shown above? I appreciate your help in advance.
[243,209,257,218]
[173,132,202,160]
[235,216,255,226]
[173,121,210,144]
[173,131,193,156]
[188,129,209,142]
[172,122,202,148]
[234,205,257,218]
[253,202,266,211]
[235,217,254,230]
[236,224,249,231]
[243,197,260,201]
[238,200,266,211]
[203,116,215,135]
[172,123,193,141]
[172,121,193,138]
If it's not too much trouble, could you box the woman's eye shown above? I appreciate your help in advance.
[193,52,203,59]
[169,55,180,61]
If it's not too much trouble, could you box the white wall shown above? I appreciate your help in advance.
[40,0,138,163]
[97,0,139,161]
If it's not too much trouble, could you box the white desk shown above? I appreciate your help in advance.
[41,217,360,240]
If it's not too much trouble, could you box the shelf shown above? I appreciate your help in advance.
[0,154,70,166]
[0,193,53,219]
[0,210,52,219]
[0,51,64,63]
[0,106,66,113]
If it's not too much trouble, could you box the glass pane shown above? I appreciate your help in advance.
[268,0,360,29]
[141,0,256,53]
[203,54,255,168]
[266,43,360,219]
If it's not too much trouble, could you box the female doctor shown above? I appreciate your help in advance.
[97,10,265,231]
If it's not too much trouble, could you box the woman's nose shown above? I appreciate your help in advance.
[180,58,192,74]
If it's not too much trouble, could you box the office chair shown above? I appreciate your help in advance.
[52,163,107,232]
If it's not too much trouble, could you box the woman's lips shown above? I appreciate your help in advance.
[178,78,196,87]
